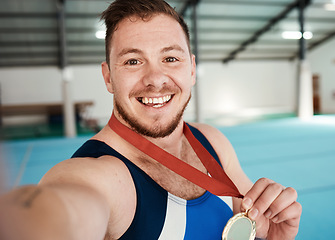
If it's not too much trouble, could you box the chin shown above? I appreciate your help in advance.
[115,94,190,138]
[131,117,181,138]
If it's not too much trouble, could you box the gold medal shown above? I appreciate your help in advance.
[222,211,256,240]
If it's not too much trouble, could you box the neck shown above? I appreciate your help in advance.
[147,121,186,158]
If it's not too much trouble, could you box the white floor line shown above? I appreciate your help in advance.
[14,143,33,187]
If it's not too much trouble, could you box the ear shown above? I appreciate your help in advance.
[102,61,114,94]
[191,54,197,86]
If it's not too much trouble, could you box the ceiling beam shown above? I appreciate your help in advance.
[57,0,67,69]
[0,13,57,18]
[308,30,335,51]
[0,61,59,68]
[5,25,330,36]
[0,12,99,19]
[188,14,275,22]
[3,11,333,22]
[185,14,335,23]
[179,0,201,16]
[298,0,307,60]
[179,0,192,16]
[0,50,104,58]
[0,27,99,34]
[182,0,290,6]
[0,52,58,58]
[195,39,300,45]
[0,40,104,47]
[222,0,311,63]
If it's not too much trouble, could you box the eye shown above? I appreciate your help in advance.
[125,59,139,65]
[165,57,178,63]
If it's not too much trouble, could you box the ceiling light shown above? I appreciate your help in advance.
[303,32,313,40]
[95,30,105,39]
[282,31,302,39]
[281,31,313,40]
[324,3,335,11]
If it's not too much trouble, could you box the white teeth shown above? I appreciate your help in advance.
[141,95,172,106]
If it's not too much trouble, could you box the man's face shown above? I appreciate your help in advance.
[102,14,196,138]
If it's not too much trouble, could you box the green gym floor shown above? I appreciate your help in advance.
[1,114,335,239]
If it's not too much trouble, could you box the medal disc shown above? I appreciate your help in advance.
[222,212,256,240]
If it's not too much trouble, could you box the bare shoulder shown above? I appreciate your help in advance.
[40,156,136,239]
[40,156,134,195]
[41,155,127,181]
[39,155,136,207]
[188,122,222,136]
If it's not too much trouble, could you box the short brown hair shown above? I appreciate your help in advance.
[100,0,191,66]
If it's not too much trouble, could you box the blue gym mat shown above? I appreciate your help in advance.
[1,115,334,239]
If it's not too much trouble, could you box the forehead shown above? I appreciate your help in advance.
[110,14,190,54]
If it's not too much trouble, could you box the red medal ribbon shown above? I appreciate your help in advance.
[108,113,243,198]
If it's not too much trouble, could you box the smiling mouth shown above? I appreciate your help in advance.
[137,95,173,108]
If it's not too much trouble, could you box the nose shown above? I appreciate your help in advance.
[142,62,168,89]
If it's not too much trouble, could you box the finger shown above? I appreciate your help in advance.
[249,183,285,220]
[263,187,298,220]
[271,201,302,226]
[242,178,276,211]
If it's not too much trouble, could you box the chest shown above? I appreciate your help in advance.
[135,147,207,200]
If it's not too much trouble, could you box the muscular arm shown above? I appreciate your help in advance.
[0,184,109,240]
[0,156,136,240]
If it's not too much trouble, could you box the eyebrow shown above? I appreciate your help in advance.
[161,44,185,54]
[117,44,186,58]
[117,48,143,58]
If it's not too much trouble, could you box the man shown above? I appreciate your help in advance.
[0,0,301,239]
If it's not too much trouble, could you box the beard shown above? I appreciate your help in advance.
[115,94,191,138]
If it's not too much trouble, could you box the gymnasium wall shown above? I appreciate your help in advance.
[0,37,334,126]
[194,60,297,120]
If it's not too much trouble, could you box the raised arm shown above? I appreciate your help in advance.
[0,183,109,240]
[0,156,137,240]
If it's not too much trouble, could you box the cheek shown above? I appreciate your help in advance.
[175,68,195,89]
[111,72,139,97]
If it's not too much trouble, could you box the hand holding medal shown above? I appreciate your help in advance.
[237,178,301,240]
[222,177,301,240]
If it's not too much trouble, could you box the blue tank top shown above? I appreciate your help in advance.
[72,124,233,240]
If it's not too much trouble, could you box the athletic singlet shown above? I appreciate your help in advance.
[72,124,233,240]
